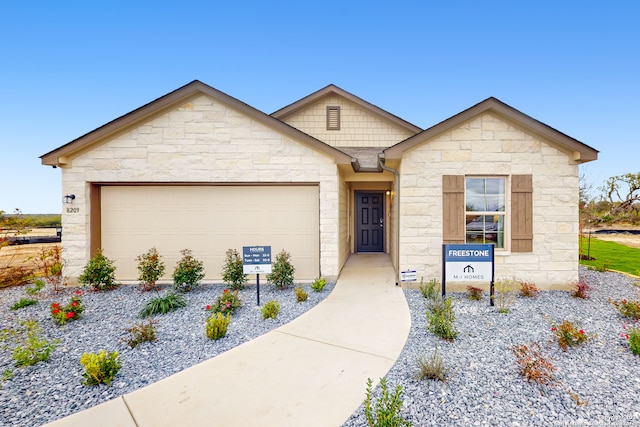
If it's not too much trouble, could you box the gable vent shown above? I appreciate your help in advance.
[326,106,340,130]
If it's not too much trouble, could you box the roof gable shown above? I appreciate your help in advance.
[41,80,352,167]
[271,84,422,135]
[384,97,598,163]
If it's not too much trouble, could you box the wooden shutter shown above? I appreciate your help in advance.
[442,175,465,244]
[511,174,533,252]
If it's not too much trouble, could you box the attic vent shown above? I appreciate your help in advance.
[326,106,340,130]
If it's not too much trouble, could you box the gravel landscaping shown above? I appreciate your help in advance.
[343,267,640,427]
[0,281,335,427]
[2,267,640,427]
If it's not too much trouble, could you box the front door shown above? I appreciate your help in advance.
[356,192,384,252]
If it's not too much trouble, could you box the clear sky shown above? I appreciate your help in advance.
[1,1,638,214]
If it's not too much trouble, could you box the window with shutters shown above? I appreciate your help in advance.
[465,177,506,248]
[326,106,340,130]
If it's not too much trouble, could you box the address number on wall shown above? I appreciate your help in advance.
[66,207,80,213]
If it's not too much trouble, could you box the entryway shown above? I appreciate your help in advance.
[355,191,385,252]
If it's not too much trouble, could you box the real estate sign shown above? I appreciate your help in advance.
[242,246,272,274]
[444,244,493,282]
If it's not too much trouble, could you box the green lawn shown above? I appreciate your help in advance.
[579,236,640,276]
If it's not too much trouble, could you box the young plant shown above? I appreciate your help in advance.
[311,277,327,292]
[267,250,295,290]
[79,350,121,386]
[363,377,412,427]
[78,248,119,291]
[139,292,186,318]
[495,279,516,314]
[609,299,640,319]
[207,289,242,315]
[419,278,439,300]
[136,247,165,291]
[221,249,247,291]
[172,249,205,293]
[205,312,231,340]
[518,281,540,299]
[50,292,84,325]
[9,298,37,310]
[25,279,45,296]
[295,286,308,303]
[627,326,640,356]
[512,342,556,386]
[426,296,458,341]
[551,320,591,351]
[416,344,449,382]
[12,320,59,367]
[123,319,157,348]
[261,300,280,320]
[466,286,483,301]
[571,279,590,299]
[31,245,65,291]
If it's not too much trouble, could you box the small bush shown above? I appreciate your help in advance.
[261,300,280,320]
[551,320,591,352]
[31,245,65,291]
[628,327,640,356]
[79,249,119,291]
[426,296,458,341]
[172,249,205,293]
[205,312,231,340]
[609,299,640,319]
[50,293,84,325]
[139,293,186,318]
[267,250,295,290]
[9,298,37,310]
[295,286,308,303]
[311,277,327,292]
[208,289,242,315]
[495,279,516,314]
[466,286,483,301]
[416,345,449,382]
[80,350,121,386]
[571,279,590,299]
[25,279,45,296]
[512,342,556,385]
[124,319,157,348]
[518,281,540,299]
[136,247,165,291]
[12,320,58,367]
[363,377,412,427]
[419,278,439,300]
[221,249,247,291]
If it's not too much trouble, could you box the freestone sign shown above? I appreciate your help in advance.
[442,243,495,305]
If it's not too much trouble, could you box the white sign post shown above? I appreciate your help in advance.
[442,244,495,306]
[243,246,272,306]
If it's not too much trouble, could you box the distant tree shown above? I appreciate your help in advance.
[601,172,640,217]
[0,209,30,250]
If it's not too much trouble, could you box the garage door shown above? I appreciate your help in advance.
[101,185,319,281]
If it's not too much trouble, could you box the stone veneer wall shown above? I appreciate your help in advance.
[281,95,415,148]
[398,113,580,289]
[60,94,342,283]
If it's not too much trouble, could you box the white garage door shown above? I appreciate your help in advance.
[101,185,319,281]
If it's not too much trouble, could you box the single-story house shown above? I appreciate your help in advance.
[41,81,598,289]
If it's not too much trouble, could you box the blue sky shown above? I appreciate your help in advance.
[1,1,638,213]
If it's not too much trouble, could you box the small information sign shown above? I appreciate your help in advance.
[242,246,272,274]
[401,270,417,282]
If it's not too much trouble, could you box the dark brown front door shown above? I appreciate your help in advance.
[356,192,384,252]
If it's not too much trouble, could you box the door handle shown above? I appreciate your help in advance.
[379,218,384,227]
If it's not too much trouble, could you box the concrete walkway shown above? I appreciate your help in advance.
[44,254,411,427]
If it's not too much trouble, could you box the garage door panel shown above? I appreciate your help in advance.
[101,186,319,281]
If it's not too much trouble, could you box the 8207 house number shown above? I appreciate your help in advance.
[66,207,80,213]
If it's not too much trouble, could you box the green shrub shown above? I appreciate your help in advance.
[208,289,242,315]
[25,279,45,296]
[266,250,295,290]
[9,298,37,310]
[295,286,308,303]
[172,249,205,292]
[50,294,84,325]
[610,299,640,319]
[426,296,458,341]
[551,320,592,352]
[80,350,121,386]
[205,312,231,340]
[261,300,280,320]
[419,278,439,300]
[78,249,119,291]
[139,293,186,318]
[136,247,165,291]
[628,327,640,356]
[364,377,412,427]
[221,249,248,291]
[311,277,326,292]
[416,344,449,382]
[12,320,58,367]
[124,319,157,348]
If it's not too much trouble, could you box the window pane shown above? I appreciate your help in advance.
[465,214,504,248]
[485,178,505,212]
[465,178,486,211]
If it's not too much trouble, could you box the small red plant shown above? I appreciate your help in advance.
[512,342,556,385]
[466,286,483,300]
[519,281,540,299]
[207,289,242,315]
[51,295,84,325]
[571,279,590,299]
[552,320,591,351]
[609,299,640,319]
